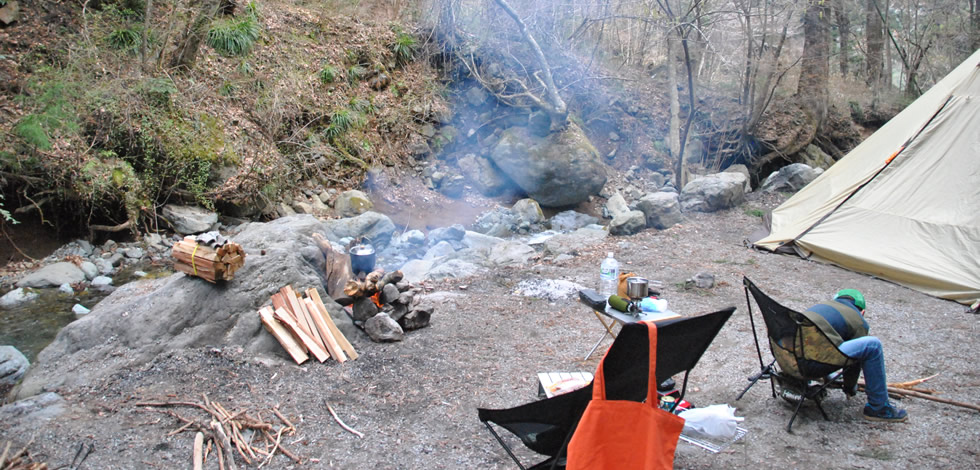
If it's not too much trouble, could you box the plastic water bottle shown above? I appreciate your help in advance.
[599,252,619,298]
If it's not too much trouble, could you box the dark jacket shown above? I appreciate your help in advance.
[802,298,869,346]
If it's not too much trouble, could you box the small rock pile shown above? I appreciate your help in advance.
[350,279,433,343]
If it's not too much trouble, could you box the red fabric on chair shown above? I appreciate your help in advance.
[566,321,685,470]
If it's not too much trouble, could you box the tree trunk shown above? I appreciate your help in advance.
[667,37,681,180]
[973,0,980,51]
[798,1,830,129]
[834,0,850,77]
[169,0,220,71]
[865,0,885,89]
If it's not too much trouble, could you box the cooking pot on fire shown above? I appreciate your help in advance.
[349,238,376,276]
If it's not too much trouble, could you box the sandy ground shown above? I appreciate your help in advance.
[1,191,978,469]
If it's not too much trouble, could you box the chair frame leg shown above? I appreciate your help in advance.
[482,421,528,470]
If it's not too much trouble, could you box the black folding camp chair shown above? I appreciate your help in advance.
[737,277,860,432]
[478,306,735,470]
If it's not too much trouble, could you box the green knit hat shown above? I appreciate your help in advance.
[835,289,866,311]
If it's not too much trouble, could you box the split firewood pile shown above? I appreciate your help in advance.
[135,395,343,468]
[859,373,980,413]
[0,439,48,470]
[341,268,434,343]
[172,232,246,283]
[258,286,357,365]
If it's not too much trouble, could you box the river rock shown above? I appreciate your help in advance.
[364,313,404,342]
[608,210,647,236]
[543,225,607,256]
[423,241,456,260]
[605,193,631,218]
[461,231,504,254]
[58,283,74,294]
[321,211,396,249]
[761,163,823,193]
[428,224,466,246]
[489,123,606,207]
[161,204,218,235]
[79,261,98,280]
[487,241,535,267]
[458,154,512,196]
[0,346,29,386]
[399,305,432,331]
[91,276,113,287]
[0,288,39,308]
[723,164,753,193]
[427,259,481,280]
[400,259,436,284]
[16,262,86,288]
[396,230,426,247]
[679,172,747,212]
[123,247,144,259]
[15,215,361,399]
[334,190,373,217]
[0,392,67,425]
[549,210,599,232]
[72,304,91,315]
[635,192,683,230]
[512,198,545,226]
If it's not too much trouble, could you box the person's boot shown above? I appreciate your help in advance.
[863,403,908,422]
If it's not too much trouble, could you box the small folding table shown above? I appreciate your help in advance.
[579,289,681,360]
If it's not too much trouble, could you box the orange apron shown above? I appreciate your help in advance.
[567,321,685,470]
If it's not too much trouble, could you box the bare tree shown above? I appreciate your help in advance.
[169,0,221,71]
[866,0,886,90]
[834,0,851,77]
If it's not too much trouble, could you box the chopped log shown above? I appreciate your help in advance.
[280,286,327,353]
[314,233,353,299]
[273,308,329,362]
[307,288,358,360]
[171,237,246,282]
[378,270,404,288]
[258,307,309,364]
[303,297,346,363]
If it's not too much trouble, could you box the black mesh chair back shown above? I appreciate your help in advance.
[739,277,858,432]
[478,307,735,470]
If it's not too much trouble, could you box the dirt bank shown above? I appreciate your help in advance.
[1,191,977,469]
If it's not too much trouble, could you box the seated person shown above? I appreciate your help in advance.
[802,289,908,423]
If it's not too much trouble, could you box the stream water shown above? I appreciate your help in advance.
[0,262,173,362]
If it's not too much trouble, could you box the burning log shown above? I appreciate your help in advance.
[172,235,246,283]
[343,270,402,299]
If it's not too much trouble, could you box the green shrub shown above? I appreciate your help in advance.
[324,108,365,141]
[318,65,339,84]
[14,115,51,149]
[139,77,177,108]
[107,27,142,52]
[13,80,78,150]
[207,14,260,56]
[348,97,375,114]
[391,32,416,65]
[347,65,367,85]
[219,82,237,96]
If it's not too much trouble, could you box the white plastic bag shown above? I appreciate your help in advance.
[677,404,744,439]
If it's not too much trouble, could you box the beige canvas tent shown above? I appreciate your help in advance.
[754,49,980,305]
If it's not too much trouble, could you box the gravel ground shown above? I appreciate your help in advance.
[2,191,978,469]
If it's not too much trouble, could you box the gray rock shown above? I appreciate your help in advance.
[680,172,747,212]
[364,313,404,342]
[0,1,22,26]
[686,272,715,289]
[103,239,118,252]
[91,276,113,287]
[457,154,512,196]
[95,259,114,275]
[512,198,545,225]
[761,163,823,193]
[145,233,165,250]
[58,283,74,294]
[400,259,435,284]
[123,247,144,259]
[292,201,314,214]
[543,225,608,256]
[380,284,400,305]
[489,123,606,207]
[397,230,425,247]
[424,241,456,260]
[428,224,466,245]
[399,306,432,331]
[609,210,647,236]
[70,239,94,257]
[464,86,488,107]
[427,259,482,280]
[334,190,373,217]
[487,241,536,267]
[352,297,380,323]
[0,346,29,385]
[462,231,505,254]
[471,207,519,238]
[437,174,466,199]
[107,253,125,267]
[162,204,218,235]
[79,261,98,280]
[0,392,66,425]
[800,144,835,170]
[723,164,753,193]
[14,214,361,399]
[635,192,684,230]
[321,211,396,249]
[549,210,599,232]
[0,288,39,308]
[72,304,91,315]
[16,262,86,288]
[277,203,297,217]
[605,192,631,218]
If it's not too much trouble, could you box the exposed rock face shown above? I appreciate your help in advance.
[161,205,219,235]
[14,215,364,400]
[489,123,606,207]
[761,163,824,193]
[635,192,684,230]
[679,172,747,213]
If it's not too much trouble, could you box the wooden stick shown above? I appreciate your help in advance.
[272,407,295,433]
[193,432,204,470]
[211,421,239,470]
[261,430,302,463]
[1,441,11,467]
[858,381,980,412]
[258,428,284,469]
[889,373,940,389]
[303,297,346,362]
[324,402,363,438]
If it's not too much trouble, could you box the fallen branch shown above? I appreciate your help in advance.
[325,401,363,438]
[193,432,204,470]
[889,373,940,390]
[211,421,239,470]
[858,381,980,412]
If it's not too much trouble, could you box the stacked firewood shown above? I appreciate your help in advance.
[258,286,357,365]
[343,269,403,299]
[172,236,246,283]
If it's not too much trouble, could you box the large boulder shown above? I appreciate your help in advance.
[16,262,86,288]
[608,210,646,236]
[321,211,396,248]
[489,123,606,207]
[635,192,684,230]
[679,172,747,212]
[761,163,824,193]
[14,215,362,399]
[161,205,218,235]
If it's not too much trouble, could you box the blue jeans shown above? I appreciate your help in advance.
[838,336,890,412]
